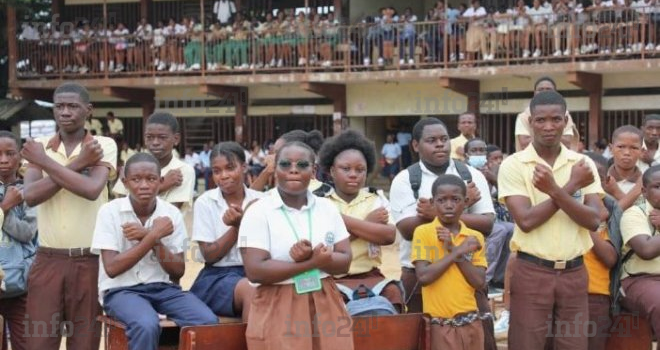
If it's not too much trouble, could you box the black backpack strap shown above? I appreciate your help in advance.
[312,182,333,197]
[453,160,473,183]
[407,163,422,200]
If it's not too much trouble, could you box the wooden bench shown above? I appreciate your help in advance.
[98,315,243,350]
[102,313,431,350]
[605,313,653,350]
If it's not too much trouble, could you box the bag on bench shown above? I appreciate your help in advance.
[335,279,402,317]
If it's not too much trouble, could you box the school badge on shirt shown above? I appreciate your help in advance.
[324,231,335,252]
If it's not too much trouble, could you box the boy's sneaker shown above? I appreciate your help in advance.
[494,310,510,335]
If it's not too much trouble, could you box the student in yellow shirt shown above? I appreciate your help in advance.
[450,112,477,161]
[619,164,660,340]
[412,174,487,350]
[583,151,619,350]
[318,130,403,311]
[498,90,603,349]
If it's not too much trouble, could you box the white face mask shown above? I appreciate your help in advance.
[467,155,487,169]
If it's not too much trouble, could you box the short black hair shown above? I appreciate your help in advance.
[146,111,179,133]
[53,82,90,103]
[583,151,608,169]
[0,131,21,148]
[276,141,316,164]
[431,174,467,197]
[643,164,660,187]
[107,111,115,117]
[210,141,246,165]
[530,90,567,115]
[318,129,376,174]
[464,138,486,154]
[486,144,500,158]
[124,152,161,176]
[611,125,643,143]
[643,114,660,126]
[280,130,324,154]
[412,117,447,142]
[534,76,557,91]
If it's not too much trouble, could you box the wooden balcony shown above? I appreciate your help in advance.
[10,8,660,90]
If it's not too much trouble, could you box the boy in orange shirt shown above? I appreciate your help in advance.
[412,174,487,350]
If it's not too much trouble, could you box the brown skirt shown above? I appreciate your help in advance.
[246,278,354,350]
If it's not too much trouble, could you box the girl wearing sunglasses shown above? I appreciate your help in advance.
[318,130,403,312]
[239,141,354,350]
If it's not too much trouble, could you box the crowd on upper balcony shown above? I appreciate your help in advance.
[14,0,660,75]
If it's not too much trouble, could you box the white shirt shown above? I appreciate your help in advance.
[193,187,265,267]
[382,143,402,159]
[136,24,153,39]
[397,132,412,148]
[92,197,188,304]
[214,0,237,24]
[238,190,350,285]
[184,153,200,168]
[527,6,551,24]
[462,6,487,17]
[389,160,495,268]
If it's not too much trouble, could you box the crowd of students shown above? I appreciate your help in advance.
[16,0,660,75]
[2,78,660,350]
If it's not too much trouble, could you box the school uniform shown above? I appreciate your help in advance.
[0,181,37,350]
[411,219,487,350]
[619,200,660,337]
[238,190,353,350]
[450,134,471,161]
[92,197,217,350]
[390,160,494,312]
[514,107,578,152]
[390,160,496,350]
[498,144,604,349]
[26,132,117,350]
[637,139,660,173]
[584,225,612,350]
[190,187,265,316]
[107,118,124,135]
[113,155,195,211]
[328,189,404,310]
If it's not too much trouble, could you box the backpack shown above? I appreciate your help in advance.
[0,188,37,299]
[408,161,473,199]
[335,279,403,317]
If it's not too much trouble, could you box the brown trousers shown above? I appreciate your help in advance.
[25,251,102,350]
[431,320,484,350]
[403,268,496,350]
[587,294,611,350]
[621,274,660,337]
[509,258,589,350]
[0,294,27,350]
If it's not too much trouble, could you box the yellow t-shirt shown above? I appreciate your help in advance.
[584,225,611,295]
[450,134,470,161]
[328,189,392,276]
[411,219,487,318]
[620,201,660,279]
[498,144,604,261]
[33,133,117,248]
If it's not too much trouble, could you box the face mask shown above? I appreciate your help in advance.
[467,155,487,169]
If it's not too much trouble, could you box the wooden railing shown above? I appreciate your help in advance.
[13,6,660,80]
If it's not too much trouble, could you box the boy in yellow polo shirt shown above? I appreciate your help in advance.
[498,91,604,349]
[412,174,487,350]
[619,164,660,338]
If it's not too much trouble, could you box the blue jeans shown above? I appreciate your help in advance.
[399,31,416,59]
[104,283,218,350]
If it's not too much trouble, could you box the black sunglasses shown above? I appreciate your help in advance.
[277,159,311,171]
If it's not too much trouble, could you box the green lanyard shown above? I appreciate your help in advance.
[280,207,313,241]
